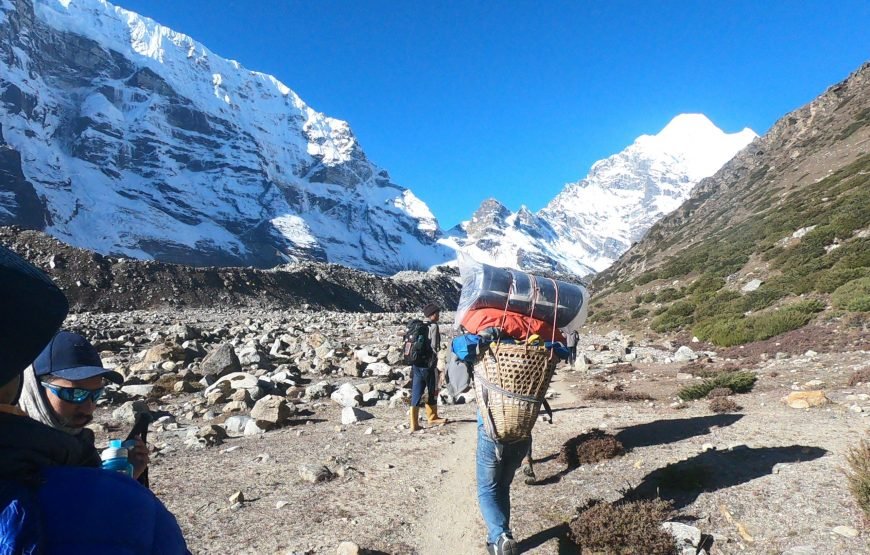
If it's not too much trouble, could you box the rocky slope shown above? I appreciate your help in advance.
[0,0,451,274]
[0,226,460,313]
[591,63,870,341]
[444,115,756,276]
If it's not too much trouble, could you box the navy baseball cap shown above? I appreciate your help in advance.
[33,331,123,384]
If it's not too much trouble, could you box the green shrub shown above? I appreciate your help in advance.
[642,292,657,303]
[615,281,634,293]
[694,300,824,346]
[678,371,758,400]
[814,267,861,293]
[589,309,616,323]
[651,300,696,332]
[656,287,683,302]
[833,277,870,312]
[635,272,658,286]
[652,305,668,316]
[687,274,725,298]
[740,287,788,312]
[630,308,649,319]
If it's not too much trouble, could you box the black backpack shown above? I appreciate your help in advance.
[402,319,431,366]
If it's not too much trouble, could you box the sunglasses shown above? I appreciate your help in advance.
[41,382,105,404]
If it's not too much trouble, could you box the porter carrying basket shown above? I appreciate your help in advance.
[474,342,558,443]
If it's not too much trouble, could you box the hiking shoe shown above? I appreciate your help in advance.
[521,463,536,485]
[489,532,518,555]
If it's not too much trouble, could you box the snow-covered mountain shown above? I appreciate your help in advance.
[0,0,452,273]
[445,114,757,276]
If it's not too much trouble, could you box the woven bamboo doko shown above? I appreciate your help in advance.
[474,342,557,443]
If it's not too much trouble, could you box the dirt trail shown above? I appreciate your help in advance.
[415,368,581,555]
[416,420,483,555]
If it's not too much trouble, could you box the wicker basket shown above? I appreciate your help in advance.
[474,342,557,443]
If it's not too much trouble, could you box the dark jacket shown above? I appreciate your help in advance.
[0,411,189,554]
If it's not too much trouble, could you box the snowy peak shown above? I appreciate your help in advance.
[634,113,758,180]
[0,0,453,274]
[447,114,756,276]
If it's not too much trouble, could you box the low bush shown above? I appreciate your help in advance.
[846,440,870,519]
[569,499,675,555]
[557,429,625,467]
[630,308,649,319]
[585,387,653,402]
[816,267,870,294]
[694,300,825,346]
[832,277,870,312]
[651,300,696,332]
[848,369,870,387]
[656,287,683,303]
[678,371,758,401]
[709,397,741,413]
[707,387,733,398]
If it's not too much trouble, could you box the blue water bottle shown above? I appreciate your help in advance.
[101,439,133,476]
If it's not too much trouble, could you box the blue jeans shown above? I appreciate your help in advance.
[411,365,437,406]
[476,419,531,544]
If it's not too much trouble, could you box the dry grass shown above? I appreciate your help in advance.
[709,397,742,413]
[568,499,676,554]
[557,429,625,468]
[846,440,870,519]
[848,369,870,386]
[585,387,653,402]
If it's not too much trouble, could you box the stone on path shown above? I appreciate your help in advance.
[342,406,374,425]
[250,394,295,429]
[336,541,360,555]
[832,525,859,538]
[784,390,829,409]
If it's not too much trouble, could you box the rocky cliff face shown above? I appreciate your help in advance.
[0,0,451,274]
[445,115,757,276]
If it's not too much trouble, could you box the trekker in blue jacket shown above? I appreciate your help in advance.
[0,244,190,554]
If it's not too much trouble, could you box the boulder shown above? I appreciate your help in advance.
[250,395,295,429]
[112,400,150,423]
[741,279,763,292]
[225,415,254,435]
[341,406,374,425]
[331,383,363,407]
[196,424,228,446]
[784,390,829,409]
[205,372,260,394]
[364,362,393,378]
[200,343,242,378]
[305,381,333,400]
[673,346,698,363]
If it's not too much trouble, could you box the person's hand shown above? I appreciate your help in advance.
[128,438,150,480]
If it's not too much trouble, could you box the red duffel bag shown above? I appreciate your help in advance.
[461,307,565,343]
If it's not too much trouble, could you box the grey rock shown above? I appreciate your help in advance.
[224,415,254,435]
[674,345,698,363]
[112,400,150,423]
[200,343,242,377]
[120,384,154,397]
[741,278,763,292]
[298,463,334,483]
[305,381,333,400]
[331,383,363,408]
[250,395,295,429]
[661,522,702,548]
[341,406,374,425]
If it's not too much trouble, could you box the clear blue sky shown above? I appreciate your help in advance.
[116,0,869,229]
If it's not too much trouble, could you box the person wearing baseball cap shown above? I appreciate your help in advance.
[0,245,189,554]
[19,331,150,480]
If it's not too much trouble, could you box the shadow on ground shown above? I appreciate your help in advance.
[625,445,828,510]
[615,414,744,450]
[518,522,579,554]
